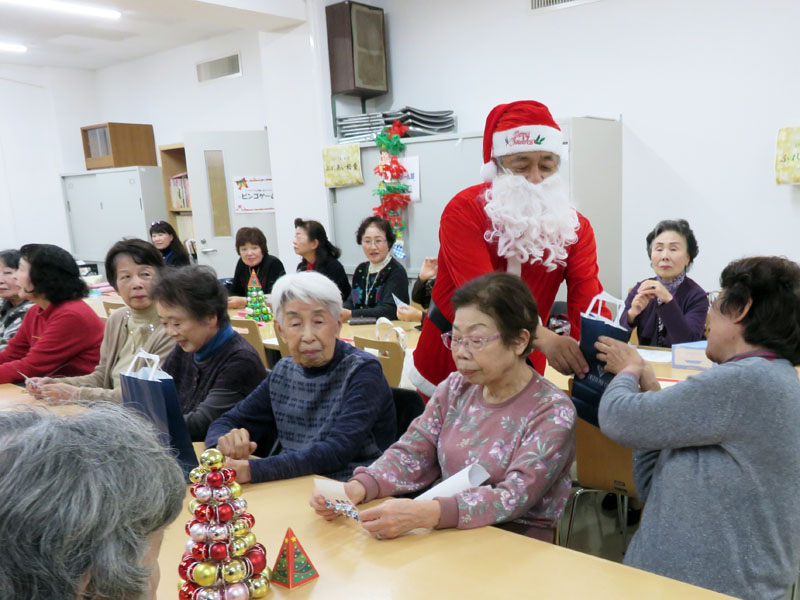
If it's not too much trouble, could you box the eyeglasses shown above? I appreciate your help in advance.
[441,332,502,352]
[706,290,722,307]
[361,238,387,247]
[151,221,165,227]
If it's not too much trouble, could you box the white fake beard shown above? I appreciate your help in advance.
[483,173,579,272]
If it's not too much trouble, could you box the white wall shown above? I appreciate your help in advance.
[367,0,800,293]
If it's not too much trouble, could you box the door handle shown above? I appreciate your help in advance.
[200,248,218,253]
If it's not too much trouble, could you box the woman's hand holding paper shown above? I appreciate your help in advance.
[359,498,441,540]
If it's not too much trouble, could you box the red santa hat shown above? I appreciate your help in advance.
[479,100,563,182]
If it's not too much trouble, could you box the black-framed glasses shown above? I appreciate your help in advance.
[441,332,502,353]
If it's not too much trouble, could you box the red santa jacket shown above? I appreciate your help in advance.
[410,183,605,395]
[0,298,104,384]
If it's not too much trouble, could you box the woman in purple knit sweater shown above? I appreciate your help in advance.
[311,272,576,543]
[620,219,708,347]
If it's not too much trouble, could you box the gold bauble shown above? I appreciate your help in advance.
[231,518,249,536]
[228,481,242,498]
[222,559,245,584]
[229,537,248,557]
[242,532,256,549]
[200,448,225,470]
[192,561,218,587]
[248,574,271,599]
[187,499,199,515]
[189,466,209,483]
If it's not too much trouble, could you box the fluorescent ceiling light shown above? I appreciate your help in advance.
[0,0,121,20]
[0,41,27,53]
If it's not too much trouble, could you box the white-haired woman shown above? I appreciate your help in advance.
[0,403,184,599]
[206,271,397,484]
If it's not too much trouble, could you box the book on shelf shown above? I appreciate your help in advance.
[169,172,191,211]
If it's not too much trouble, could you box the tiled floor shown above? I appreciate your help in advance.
[557,491,638,562]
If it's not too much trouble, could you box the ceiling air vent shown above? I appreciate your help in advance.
[531,0,603,11]
[196,53,241,83]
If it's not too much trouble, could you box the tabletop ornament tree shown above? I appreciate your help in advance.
[244,270,272,323]
[178,448,271,600]
[372,120,412,260]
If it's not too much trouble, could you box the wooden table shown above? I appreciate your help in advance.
[157,475,733,599]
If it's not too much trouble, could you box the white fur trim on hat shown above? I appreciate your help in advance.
[492,125,562,159]
[480,161,497,183]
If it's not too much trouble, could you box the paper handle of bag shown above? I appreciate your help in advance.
[374,317,407,351]
[123,350,161,380]
[585,291,626,329]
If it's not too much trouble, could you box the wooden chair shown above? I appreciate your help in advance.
[353,335,404,387]
[231,319,268,369]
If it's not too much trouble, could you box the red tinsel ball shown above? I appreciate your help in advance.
[206,471,224,488]
[221,467,236,483]
[193,504,210,522]
[245,547,266,573]
[209,541,228,560]
[241,513,255,528]
[179,582,199,600]
[217,503,234,522]
[191,542,208,561]
[178,556,196,581]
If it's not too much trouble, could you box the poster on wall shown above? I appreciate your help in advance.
[397,156,420,201]
[233,176,274,212]
[322,143,364,187]
[776,127,800,184]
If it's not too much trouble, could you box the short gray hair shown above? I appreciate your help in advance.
[271,271,343,323]
[0,404,185,599]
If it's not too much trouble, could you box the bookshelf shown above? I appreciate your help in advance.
[158,143,194,242]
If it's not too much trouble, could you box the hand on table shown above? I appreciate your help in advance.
[25,377,53,398]
[38,383,81,404]
[397,305,423,322]
[340,308,352,322]
[217,428,257,459]
[418,257,438,281]
[536,326,588,378]
[309,480,367,520]
[227,296,247,309]
[225,458,252,484]
[359,498,441,540]
[594,336,644,375]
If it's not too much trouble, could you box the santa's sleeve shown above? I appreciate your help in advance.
[564,216,609,338]
[439,192,495,289]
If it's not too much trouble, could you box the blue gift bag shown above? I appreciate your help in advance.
[120,351,198,480]
[570,292,631,427]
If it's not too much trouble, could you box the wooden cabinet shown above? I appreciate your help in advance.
[62,167,167,267]
[159,143,194,242]
[81,122,157,170]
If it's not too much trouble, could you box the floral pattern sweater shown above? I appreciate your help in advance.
[353,370,575,535]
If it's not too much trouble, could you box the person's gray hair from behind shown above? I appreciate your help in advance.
[271,271,343,323]
[0,404,185,600]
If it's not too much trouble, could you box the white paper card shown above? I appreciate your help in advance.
[397,156,420,202]
[314,478,347,500]
[416,463,490,501]
[392,293,409,308]
[637,348,672,363]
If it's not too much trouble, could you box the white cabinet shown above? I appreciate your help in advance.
[62,166,167,264]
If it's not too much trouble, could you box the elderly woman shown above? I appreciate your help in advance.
[0,404,184,599]
[149,221,190,267]
[342,216,409,321]
[154,265,266,441]
[206,271,396,484]
[0,249,32,351]
[596,256,800,600]
[293,218,351,301]
[27,239,175,403]
[312,272,576,542]
[0,244,104,384]
[620,219,707,346]
[227,226,285,308]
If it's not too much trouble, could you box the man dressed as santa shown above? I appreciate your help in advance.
[409,100,604,397]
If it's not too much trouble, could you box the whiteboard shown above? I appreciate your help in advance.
[330,132,483,276]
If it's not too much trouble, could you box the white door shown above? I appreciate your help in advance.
[184,131,280,278]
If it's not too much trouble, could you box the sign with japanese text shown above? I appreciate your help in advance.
[322,143,363,187]
[776,127,800,184]
[233,176,274,213]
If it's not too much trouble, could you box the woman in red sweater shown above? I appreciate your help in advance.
[0,244,104,384]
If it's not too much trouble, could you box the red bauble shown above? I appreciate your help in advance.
[206,471,224,488]
[178,556,196,581]
[217,503,234,522]
[245,547,266,573]
[209,541,228,560]
[191,542,208,561]
[221,467,236,483]
[193,504,210,522]
[241,513,255,528]
[179,582,199,600]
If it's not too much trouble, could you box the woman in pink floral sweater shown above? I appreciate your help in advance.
[311,272,576,542]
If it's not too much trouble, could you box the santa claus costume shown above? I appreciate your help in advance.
[409,100,605,397]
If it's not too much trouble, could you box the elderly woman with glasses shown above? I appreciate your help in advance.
[311,272,576,542]
[596,256,800,600]
[341,216,409,321]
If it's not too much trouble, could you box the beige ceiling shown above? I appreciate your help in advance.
[0,0,306,70]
